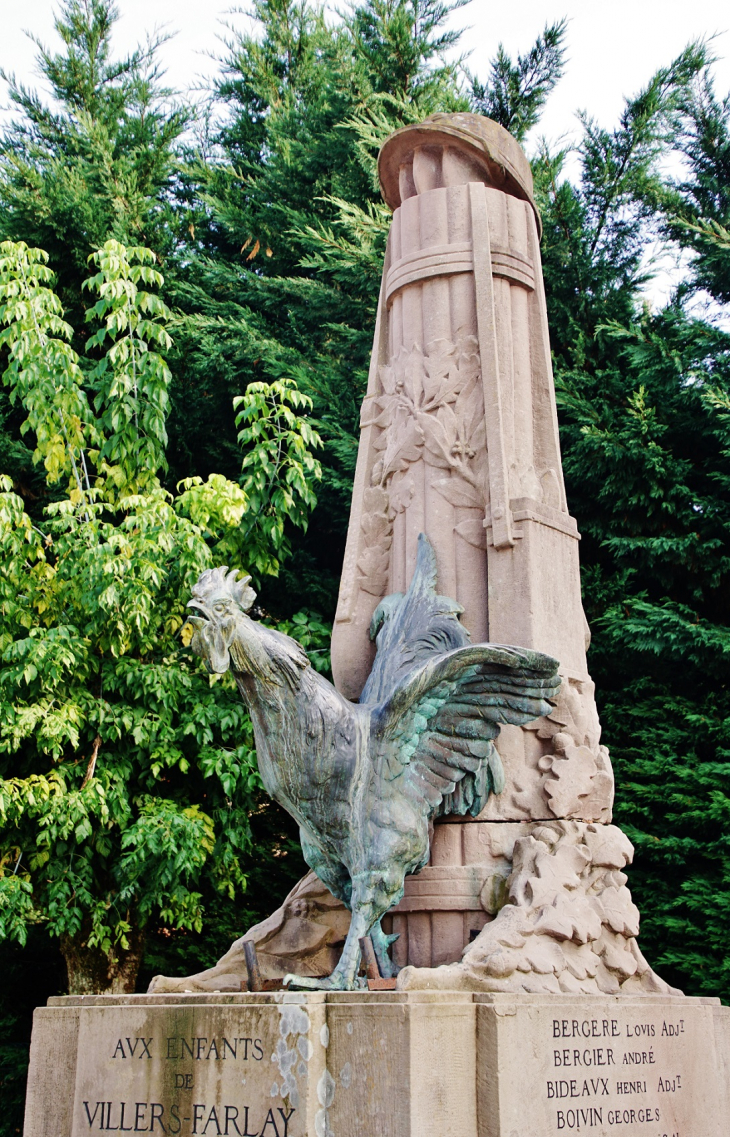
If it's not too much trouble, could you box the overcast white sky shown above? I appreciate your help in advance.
[1,0,729,309]
[2,0,729,144]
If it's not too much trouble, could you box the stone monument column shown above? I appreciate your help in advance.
[143,111,676,1000]
[331,114,617,976]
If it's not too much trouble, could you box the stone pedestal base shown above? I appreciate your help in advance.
[24,991,730,1137]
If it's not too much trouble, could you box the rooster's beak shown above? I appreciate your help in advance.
[182,601,208,649]
[183,599,232,674]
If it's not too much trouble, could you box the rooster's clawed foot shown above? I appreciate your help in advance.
[282,972,367,992]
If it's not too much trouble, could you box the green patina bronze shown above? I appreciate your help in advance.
[185,534,560,990]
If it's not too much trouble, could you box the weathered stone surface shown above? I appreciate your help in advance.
[23,1001,80,1137]
[70,998,323,1136]
[476,993,727,1137]
[323,990,478,1136]
[27,994,326,1137]
[712,1000,730,1122]
[24,991,730,1137]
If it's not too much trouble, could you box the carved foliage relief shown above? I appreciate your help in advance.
[358,335,487,595]
[398,822,678,996]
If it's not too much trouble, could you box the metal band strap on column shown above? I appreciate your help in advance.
[468,180,515,550]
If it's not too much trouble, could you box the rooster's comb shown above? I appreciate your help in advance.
[191,566,256,612]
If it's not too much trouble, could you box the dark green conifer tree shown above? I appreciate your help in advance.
[0,0,188,320]
[0,0,188,501]
[168,1,568,615]
[536,46,730,999]
[648,67,730,302]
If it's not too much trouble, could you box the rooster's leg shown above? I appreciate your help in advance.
[330,867,405,988]
[285,868,404,991]
[370,920,400,978]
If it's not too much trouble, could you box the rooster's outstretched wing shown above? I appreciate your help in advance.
[371,642,560,818]
[360,533,470,706]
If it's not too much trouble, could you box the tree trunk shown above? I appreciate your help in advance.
[60,925,145,994]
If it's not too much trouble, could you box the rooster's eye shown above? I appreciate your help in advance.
[214,602,227,613]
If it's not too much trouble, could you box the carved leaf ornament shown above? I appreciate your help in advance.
[359,336,488,594]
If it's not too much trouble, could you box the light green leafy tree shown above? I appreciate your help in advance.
[235,378,323,577]
[0,239,322,993]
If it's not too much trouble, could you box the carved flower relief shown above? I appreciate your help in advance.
[357,336,488,593]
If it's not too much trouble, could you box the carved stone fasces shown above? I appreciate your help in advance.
[377,112,540,226]
[332,119,607,836]
[332,119,585,702]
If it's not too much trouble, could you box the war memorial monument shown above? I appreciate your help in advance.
[23,115,730,1136]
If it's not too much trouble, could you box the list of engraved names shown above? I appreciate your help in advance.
[546,1013,688,1134]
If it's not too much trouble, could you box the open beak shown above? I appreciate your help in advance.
[181,601,208,649]
[182,599,231,674]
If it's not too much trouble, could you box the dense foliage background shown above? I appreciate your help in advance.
[1,0,729,1127]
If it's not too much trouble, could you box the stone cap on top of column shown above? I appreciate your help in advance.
[377,112,541,236]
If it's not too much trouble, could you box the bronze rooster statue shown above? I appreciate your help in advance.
[185,534,560,990]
